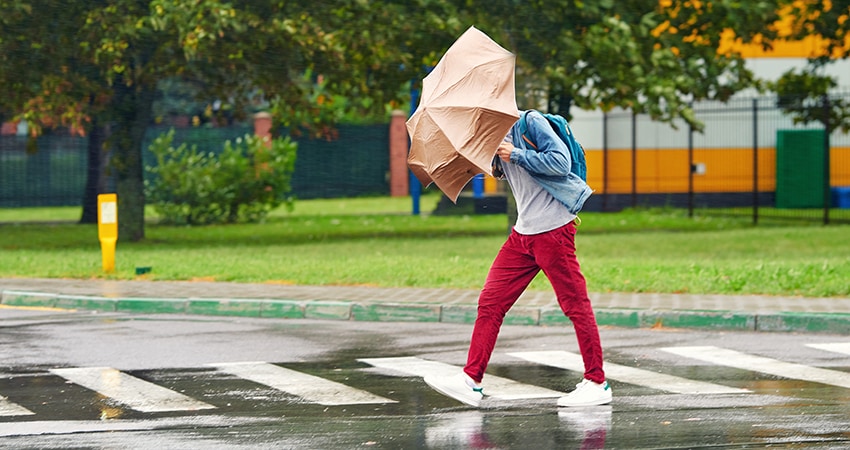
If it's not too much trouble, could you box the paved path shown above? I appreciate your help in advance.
[2,278,849,333]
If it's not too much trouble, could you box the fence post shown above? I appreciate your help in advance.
[602,112,609,211]
[752,98,759,225]
[253,112,273,148]
[389,109,410,197]
[253,112,273,176]
[823,94,831,225]
[631,111,637,209]
[687,116,694,218]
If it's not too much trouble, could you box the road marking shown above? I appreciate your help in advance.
[660,346,850,389]
[0,415,273,437]
[49,367,216,413]
[507,350,750,395]
[358,356,565,400]
[0,419,169,437]
[806,343,850,356]
[0,395,34,417]
[207,362,395,405]
[0,304,76,313]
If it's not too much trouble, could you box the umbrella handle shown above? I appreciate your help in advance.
[491,155,504,179]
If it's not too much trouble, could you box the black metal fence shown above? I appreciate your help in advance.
[574,91,850,224]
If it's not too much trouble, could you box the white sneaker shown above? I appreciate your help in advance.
[424,373,484,407]
[557,379,612,407]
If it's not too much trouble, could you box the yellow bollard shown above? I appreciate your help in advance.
[97,194,118,273]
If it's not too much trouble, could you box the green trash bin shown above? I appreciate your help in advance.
[775,129,827,209]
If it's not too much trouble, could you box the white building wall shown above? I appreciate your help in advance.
[570,58,850,150]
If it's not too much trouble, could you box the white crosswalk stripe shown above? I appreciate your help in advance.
[207,361,396,405]
[0,395,34,417]
[358,356,565,400]
[806,342,850,356]
[660,346,850,389]
[507,350,750,394]
[49,367,216,413]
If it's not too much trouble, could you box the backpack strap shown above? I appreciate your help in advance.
[518,110,538,150]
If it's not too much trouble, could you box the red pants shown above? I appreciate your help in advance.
[463,221,605,384]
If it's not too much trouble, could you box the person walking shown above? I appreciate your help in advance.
[425,109,611,408]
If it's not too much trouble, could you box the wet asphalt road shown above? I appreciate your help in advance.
[1,306,849,449]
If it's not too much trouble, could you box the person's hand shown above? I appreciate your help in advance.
[497,141,513,163]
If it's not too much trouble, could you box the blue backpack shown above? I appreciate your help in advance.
[517,110,587,182]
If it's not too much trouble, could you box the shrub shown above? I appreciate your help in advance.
[145,129,297,225]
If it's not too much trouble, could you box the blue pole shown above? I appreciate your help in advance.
[409,81,421,216]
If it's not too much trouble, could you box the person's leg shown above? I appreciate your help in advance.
[536,222,605,384]
[464,231,539,383]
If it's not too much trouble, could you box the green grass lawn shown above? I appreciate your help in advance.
[1,195,848,297]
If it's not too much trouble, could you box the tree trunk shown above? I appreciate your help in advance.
[79,121,108,224]
[109,79,156,242]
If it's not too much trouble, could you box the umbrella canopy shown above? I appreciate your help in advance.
[406,26,519,203]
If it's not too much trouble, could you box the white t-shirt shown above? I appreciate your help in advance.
[503,160,576,235]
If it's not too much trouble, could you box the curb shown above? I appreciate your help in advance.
[3,290,849,334]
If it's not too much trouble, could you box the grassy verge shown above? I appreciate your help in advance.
[1,195,848,297]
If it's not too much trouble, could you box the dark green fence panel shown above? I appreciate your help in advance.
[1,123,390,208]
[142,124,390,199]
[0,134,88,207]
[289,125,390,199]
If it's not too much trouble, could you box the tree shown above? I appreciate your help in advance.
[0,1,110,223]
[0,0,464,241]
[461,0,808,130]
[773,70,850,134]
[770,1,850,133]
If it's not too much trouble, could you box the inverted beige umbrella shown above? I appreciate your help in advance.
[406,26,519,203]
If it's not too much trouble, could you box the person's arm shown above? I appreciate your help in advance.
[510,112,571,177]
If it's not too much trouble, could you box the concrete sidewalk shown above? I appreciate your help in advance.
[2,278,849,334]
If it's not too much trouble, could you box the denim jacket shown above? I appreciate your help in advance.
[501,110,592,214]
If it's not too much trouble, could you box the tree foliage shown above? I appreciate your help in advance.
[463,0,798,129]
[770,0,850,133]
[773,69,850,133]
